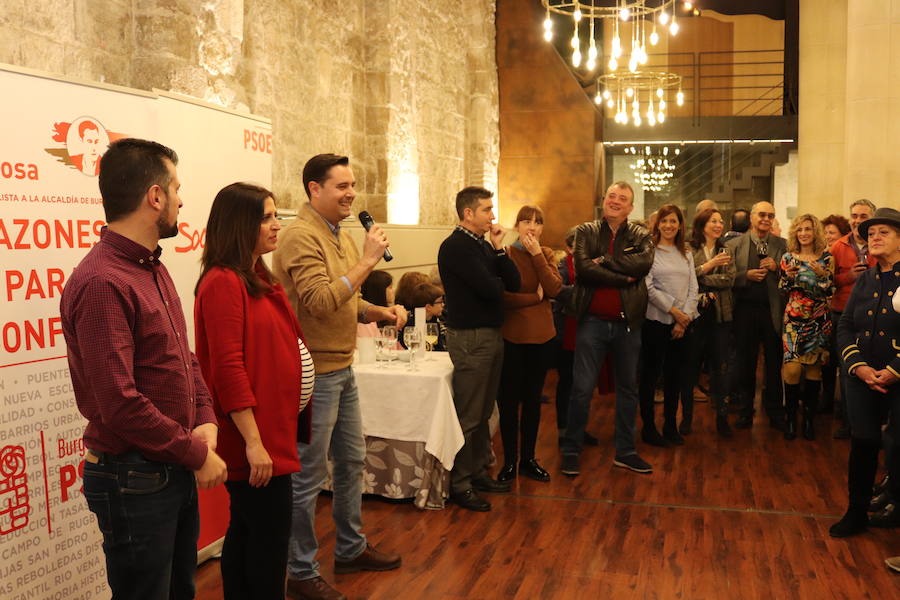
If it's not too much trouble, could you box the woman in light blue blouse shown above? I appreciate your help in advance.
[638,204,699,447]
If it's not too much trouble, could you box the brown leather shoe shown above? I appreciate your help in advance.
[334,543,402,574]
[285,576,346,600]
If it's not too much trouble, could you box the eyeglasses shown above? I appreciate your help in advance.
[755,212,775,219]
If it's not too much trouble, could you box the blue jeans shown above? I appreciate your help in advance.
[288,367,367,581]
[562,316,642,457]
[83,455,199,600]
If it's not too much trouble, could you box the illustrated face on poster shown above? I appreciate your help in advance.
[45,116,120,177]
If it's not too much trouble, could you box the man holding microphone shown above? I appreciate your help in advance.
[274,154,405,600]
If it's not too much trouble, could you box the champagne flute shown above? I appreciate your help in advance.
[403,327,422,371]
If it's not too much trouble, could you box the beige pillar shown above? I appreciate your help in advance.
[842,0,900,210]
[797,0,847,217]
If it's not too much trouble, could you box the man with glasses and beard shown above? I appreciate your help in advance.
[61,138,228,599]
[726,201,788,430]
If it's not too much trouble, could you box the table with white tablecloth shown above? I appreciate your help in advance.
[323,352,464,509]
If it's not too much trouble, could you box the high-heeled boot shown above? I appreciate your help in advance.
[802,380,820,440]
[783,383,800,440]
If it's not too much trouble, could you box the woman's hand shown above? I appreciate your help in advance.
[703,252,731,272]
[855,365,889,394]
[669,307,691,328]
[873,369,899,389]
[671,322,686,339]
[809,260,827,278]
[246,440,273,487]
[521,232,542,256]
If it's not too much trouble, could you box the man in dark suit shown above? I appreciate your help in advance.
[726,201,787,430]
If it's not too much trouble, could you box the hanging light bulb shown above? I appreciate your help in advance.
[571,35,579,49]
[632,99,640,111]
[594,91,602,104]
[658,111,666,123]
[603,89,611,100]
[685,1,693,9]
[663,146,669,155]
[676,90,684,105]
[608,56,618,71]
[573,8,582,22]
[612,36,622,58]
[656,88,664,99]
[607,97,615,108]
[648,112,656,126]
[670,20,679,35]
[572,47,582,68]
[639,46,648,64]
[659,99,667,110]
[626,87,634,98]
[544,29,553,42]
[650,29,659,46]
[543,11,553,42]
[620,7,630,21]
[588,44,598,62]
[659,11,670,25]
[629,57,638,72]
[633,113,642,127]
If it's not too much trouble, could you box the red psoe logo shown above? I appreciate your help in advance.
[0,445,30,534]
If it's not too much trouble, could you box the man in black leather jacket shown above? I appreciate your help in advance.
[560,181,655,476]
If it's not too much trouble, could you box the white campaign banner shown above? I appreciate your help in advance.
[0,65,272,600]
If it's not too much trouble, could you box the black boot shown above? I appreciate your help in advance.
[802,380,820,440]
[716,414,733,438]
[783,383,800,440]
[830,439,880,538]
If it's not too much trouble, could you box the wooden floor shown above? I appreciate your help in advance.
[196,376,900,599]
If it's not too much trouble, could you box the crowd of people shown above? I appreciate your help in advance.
[59,137,900,600]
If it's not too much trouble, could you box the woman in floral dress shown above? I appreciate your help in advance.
[779,213,835,440]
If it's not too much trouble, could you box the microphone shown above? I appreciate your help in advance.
[358,211,393,262]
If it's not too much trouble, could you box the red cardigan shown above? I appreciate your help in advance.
[194,266,307,481]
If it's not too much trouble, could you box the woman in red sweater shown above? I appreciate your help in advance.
[194,183,313,600]
[497,205,563,482]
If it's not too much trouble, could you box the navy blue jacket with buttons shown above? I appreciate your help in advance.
[837,260,900,379]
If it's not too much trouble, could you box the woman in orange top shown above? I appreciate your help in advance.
[497,205,563,482]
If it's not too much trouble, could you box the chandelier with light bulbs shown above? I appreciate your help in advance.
[541,1,695,127]
[625,145,680,191]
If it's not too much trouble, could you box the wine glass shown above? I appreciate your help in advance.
[403,327,422,371]
[425,323,440,356]
[380,326,397,367]
[373,334,386,369]
[756,240,768,259]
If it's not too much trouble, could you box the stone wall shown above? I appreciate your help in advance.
[0,0,499,224]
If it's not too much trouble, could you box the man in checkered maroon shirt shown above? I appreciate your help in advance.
[60,138,227,600]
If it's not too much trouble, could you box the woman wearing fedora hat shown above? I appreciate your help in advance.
[829,207,900,539]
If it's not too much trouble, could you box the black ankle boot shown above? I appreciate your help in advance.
[829,507,869,537]
[641,426,669,447]
[716,414,732,438]
[783,383,800,440]
[802,380,820,440]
